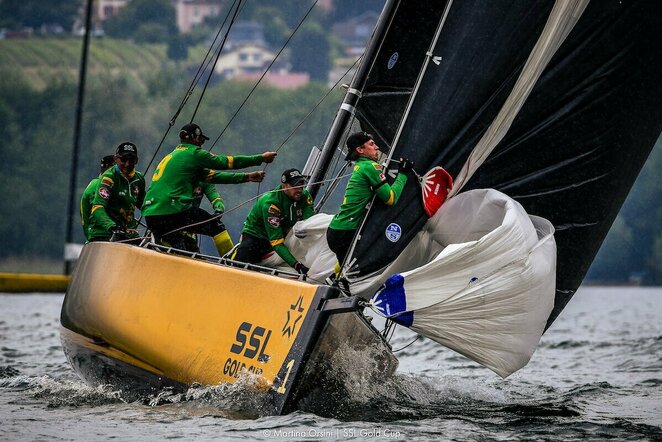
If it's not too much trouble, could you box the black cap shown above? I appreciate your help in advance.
[345,131,372,160]
[116,142,138,158]
[100,155,115,169]
[180,123,210,141]
[281,168,306,187]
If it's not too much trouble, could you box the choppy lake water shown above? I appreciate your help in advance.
[1,287,661,441]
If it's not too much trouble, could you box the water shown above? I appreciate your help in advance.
[1,287,660,441]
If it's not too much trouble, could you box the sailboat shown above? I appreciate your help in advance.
[60,0,662,415]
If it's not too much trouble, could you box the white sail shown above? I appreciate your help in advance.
[258,213,337,282]
[370,189,556,378]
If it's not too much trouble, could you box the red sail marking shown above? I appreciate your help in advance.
[422,167,453,217]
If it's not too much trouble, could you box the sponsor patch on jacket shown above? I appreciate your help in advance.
[268,216,281,227]
[98,187,110,200]
[373,163,382,171]
[101,177,114,187]
[306,195,313,205]
[268,204,281,215]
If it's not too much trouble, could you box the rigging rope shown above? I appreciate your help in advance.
[209,0,319,152]
[314,160,349,212]
[274,56,363,155]
[143,0,242,175]
[313,110,358,212]
[189,0,244,122]
[256,55,363,201]
[392,335,420,353]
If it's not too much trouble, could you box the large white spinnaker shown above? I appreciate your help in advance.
[370,189,556,378]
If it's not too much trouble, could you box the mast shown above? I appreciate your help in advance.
[64,0,93,274]
[306,0,401,199]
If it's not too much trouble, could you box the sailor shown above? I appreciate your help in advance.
[80,154,115,241]
[232,168,314,275]
[180,170,266,252]
[89,142,146,242]
[142,122,276,256]
[326,131,411,272]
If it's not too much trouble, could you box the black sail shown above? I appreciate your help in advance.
[350,0,662,328]
[354,0,446,151]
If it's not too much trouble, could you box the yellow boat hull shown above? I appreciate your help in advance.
[60,242,396,414]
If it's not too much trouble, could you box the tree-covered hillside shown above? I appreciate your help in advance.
[0,38,342,272]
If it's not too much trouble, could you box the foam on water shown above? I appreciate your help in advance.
[0,372,123,407]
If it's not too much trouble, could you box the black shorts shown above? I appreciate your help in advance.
[326,227,357,266]
[146,207,226,250]
[232,232,273,264]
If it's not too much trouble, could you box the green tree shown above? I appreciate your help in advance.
[252,6,289,48]
[589,136,662,284]
[167,34,189,62]
[619,136,662,283]
[104,0,177,42]
[133,23,170,44]
[242,0,321,28]
[328,0,385,24]
[289,21,330,82]
[0,0,82,31]
[650,235,662,284]
[587,216,635,283]
[0,77,76,260]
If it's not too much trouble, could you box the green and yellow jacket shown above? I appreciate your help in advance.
[89,165,146,240]
[329,157,407,231]
[142,144,263,217]
[242,185,314,267]
[80,177,99,241]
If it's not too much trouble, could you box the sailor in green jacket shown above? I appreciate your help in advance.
[143,122,276,256]
[233,168,314,274]
[180,170,266,252]
[80,154,115,241]
[89,142,146,242]
[326,131,411,271]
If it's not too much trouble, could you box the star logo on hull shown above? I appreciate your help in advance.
[281,295,305,338]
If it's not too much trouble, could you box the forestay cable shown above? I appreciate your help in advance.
[256,56,363,200]
[189,0,244,123]
[209,0,319,152]
[143,0,242,175]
